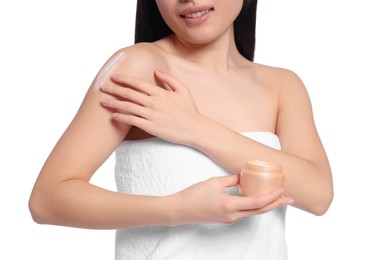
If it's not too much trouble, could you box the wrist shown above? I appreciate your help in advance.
[186,114,216,150]
[164,194,187,226]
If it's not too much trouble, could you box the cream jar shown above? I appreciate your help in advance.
[239,160,284,196]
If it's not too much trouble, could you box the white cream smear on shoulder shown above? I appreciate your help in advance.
[93,52,126,91]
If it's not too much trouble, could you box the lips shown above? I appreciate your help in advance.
[184,9,210,18]
[180,6,214,20]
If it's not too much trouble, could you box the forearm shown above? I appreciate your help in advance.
[29,179,178,229]
[190,116,332,215]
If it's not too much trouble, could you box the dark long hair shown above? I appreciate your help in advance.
[135,0,258,61]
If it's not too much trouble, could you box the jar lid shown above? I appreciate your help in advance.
[244,160,282,173]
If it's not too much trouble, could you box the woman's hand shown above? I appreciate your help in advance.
[100,70,203,145]
[169,175,294,225]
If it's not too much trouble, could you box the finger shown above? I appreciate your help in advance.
[111,74,162,96]
[154,70,175,92]
[101,99,150,118]
[255,196,294,213]
[233,196,294,221]
[232,188,285,211]
[215,175,240,188]
[101,84,149,106]
[154,70,185,92]
[111,113,151,131]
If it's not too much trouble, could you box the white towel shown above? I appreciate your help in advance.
[115,132,287,260]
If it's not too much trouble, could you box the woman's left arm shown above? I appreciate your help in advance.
[101,70,333,215]
[188,70,333,216]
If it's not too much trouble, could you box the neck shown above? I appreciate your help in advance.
[170,27,245,73]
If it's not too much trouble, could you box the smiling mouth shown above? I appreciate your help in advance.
[181,8,214,19]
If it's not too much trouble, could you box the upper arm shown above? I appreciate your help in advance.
[37,49,135,184]
[42,87,130,181]
[275,69,329,169]
[37,44,161,185]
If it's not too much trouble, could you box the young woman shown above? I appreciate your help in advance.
[29,0,333,259]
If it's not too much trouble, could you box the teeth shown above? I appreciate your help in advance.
[185,9,209,18]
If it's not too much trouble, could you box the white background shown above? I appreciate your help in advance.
[1,0,389,259]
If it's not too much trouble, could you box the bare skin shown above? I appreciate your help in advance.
[102,35,333,215]
[29,0,332,230]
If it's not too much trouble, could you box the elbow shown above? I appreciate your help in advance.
[295,184,334,216]
[311,203,331,216]
[308,168,334,216]
[310,190,334,216]
[28,191,51,225]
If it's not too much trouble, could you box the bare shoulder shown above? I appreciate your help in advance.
[110,43,165,76]
[250,62,309,106]
[119,42,163,60]
[251,63,305,91]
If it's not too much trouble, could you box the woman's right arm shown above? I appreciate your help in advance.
[28,61,152,228]
[28,47,291,229]
[28,49,170,229]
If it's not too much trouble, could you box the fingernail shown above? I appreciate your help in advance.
[101,99,109,105]
[112,113,120,120]
[284,198,294,205]
[111,73,121,81]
